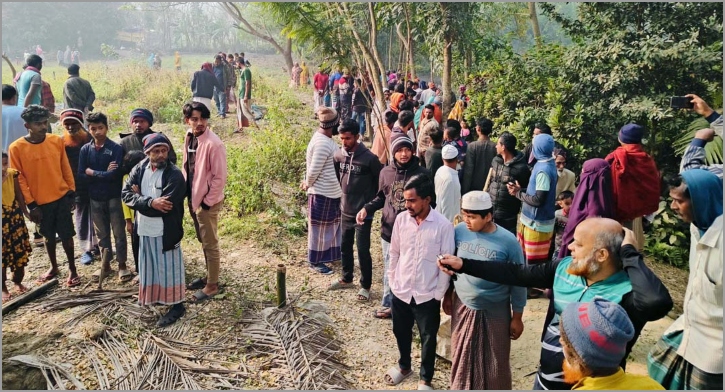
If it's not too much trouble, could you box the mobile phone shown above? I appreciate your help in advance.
[670,96,694,109]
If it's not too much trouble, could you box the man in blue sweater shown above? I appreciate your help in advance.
[78,112,130,282]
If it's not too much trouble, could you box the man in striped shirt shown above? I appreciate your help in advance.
[302,107,343,275]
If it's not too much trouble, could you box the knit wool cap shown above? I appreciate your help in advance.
[143,132,170,154]
[59,108,85,128]
[462,191,492,210]
[441,144,458,160]
[618,123,644,144]
[561,298,634,370]
[130,108,154,127]
[390,133,413,156]
[317,107,339,129]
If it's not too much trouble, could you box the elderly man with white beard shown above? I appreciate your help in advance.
[437,217,673,390]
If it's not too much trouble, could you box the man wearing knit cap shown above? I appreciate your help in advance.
[9,105,80,287]
[302,107,343,275]
[560,298,664,390]
[605,123,660,251]
[446,191,526,390]
[119,108,177,165]
[122,132,187,327]
[357,132,432,319]
[438,217,673,390]
[59,108,98,265]
[434,144,461,223]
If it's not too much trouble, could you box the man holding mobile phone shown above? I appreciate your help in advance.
[679,94,723,178]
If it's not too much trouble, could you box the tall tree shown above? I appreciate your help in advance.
[528,2,542,45]
[220,2,294,75]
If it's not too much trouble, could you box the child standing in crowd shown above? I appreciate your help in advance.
[2,152,32,302]
[553,190,574,259]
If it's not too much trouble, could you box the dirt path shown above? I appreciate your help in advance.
[2,53,685,390]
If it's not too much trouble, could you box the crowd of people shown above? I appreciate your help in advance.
[302,64,722,390]
[1,50,723,390]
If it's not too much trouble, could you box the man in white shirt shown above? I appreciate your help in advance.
[383,174,455,390]
[2,85,26,151]
[434,145,461,223]
[648,170,722,390]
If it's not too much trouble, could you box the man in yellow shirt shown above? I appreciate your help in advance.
[560,298,664,390]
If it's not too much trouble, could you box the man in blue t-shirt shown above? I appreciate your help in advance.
[2,85,26,151]
[444,191,526,390]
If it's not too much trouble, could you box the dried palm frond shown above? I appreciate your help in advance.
[35,288,137,312]
[7,354,87,390]
[79,324,248,390]
[240,304,350,390]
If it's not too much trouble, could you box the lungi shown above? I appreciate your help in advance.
[138,236,185,306]
[517,224,554,265]
[307,194,341,265]
[647,330,723,390]
[74,199,97,252]
[450,293,512,390]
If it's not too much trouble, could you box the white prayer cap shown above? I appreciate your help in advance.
[462,191,493,210]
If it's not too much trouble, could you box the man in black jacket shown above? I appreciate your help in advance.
[356,133,431,318]
[329,119,382,301]
[122,133,187,327]
[487,132,530,234]
[438,217,673,390]
[119,108,177,165]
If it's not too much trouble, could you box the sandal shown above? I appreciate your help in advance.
[357,288,370,302]
[66,276,81,288]
[384,366,413,386]
[91,268,114,283]
[190,287,223,303]
[328,279,354,291]
[373,307,392,319]
[156,305,186,327]
[186,277,207,290]
[118,269,134,282]
[417,383,433,390]
[35,271,58,284]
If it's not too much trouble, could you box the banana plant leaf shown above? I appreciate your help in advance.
[673,114,723,165]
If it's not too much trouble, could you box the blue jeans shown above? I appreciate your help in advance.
[381,239,392,308]
[352,111,366,138]
[213,87,226,116]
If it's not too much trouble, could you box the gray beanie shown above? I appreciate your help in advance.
[561,298,634,370]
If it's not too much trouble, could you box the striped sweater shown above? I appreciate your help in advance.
[305,131,342,198]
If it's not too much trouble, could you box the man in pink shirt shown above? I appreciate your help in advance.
[383,174,455,390]
[181,101,228,302]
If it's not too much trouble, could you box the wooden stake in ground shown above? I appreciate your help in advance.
[276,264,287,308]
[2,278,58,315]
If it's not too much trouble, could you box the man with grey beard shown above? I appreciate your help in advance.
[437,217,673,390]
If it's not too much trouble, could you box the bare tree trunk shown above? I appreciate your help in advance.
[440,3,453,119]
[529,2,542,46]
[368,2,387,90]
[2,53,17,78]
[387,25,393,71]
[221,2,295,75]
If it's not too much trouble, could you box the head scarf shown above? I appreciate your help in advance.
[681,169,723,235]
[558,159,615,259]
[532,133,555,162]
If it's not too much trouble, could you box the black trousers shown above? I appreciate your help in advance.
[340,215,373,289]
[391,294,441,382]
[495,214,518,235]
[131,224,140,272]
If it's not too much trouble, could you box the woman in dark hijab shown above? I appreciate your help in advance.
[558,158,615,259]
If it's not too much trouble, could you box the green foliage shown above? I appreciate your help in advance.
[645,200,691,269]
[100,44,121,60]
